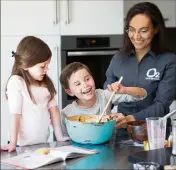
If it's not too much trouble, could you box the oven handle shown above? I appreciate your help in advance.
[67,50,117,56]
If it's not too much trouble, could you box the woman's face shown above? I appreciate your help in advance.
[127,14,157,51]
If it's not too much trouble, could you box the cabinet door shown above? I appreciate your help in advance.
[1,36,61,144]
[124,0,176,27]
[152,0,176,27]
[60,0,124,35]
[1,36,23,145]
[1,0,60,36]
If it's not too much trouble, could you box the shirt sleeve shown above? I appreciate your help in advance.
[60,109,69,136]
[133,54,176,120]
[114,94,146,105]
[104,55,119,89]
[47,95,57,109]
[6,76,23,114]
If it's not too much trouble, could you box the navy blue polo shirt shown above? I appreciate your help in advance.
[104,50,176,120]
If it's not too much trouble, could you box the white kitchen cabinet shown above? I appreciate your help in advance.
[60,0,124,35]
[1,36,22,145]
[1,0,60,36]
[124,0,176,27]
[2,0,124,36]
[1,35,61,144]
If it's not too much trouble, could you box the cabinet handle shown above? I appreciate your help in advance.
[65,0,70,24]
[164,18,169,22]
[53,0,60,25]
[55,46,62,109]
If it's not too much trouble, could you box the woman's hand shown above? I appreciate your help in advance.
[126,115,135,122]
[1,143,16,152]
[110,113,127,128]
[107,83,126,94]
[110,113,136,129]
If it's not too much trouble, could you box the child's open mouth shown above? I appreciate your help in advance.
[82,88,91,94]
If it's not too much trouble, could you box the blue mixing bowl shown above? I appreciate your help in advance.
[65,115,115,144]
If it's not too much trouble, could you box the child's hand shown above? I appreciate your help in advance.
[107,83,126,94]
[1,143,16,152]
[110,113,127,128]
[58,136,70,142]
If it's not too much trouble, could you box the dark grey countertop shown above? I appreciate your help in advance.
[0,135,144,169]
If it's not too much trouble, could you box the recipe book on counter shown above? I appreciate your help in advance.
[1,145,98,169]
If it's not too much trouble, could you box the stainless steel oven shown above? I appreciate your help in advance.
[60,35,123,108]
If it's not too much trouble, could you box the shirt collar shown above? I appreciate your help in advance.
[127,49,156,58]
[148,50,156,57]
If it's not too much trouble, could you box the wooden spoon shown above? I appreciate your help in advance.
[97,76,123,123]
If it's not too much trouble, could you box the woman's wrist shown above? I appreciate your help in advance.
[126,115,135,122]
[124,87,135,95]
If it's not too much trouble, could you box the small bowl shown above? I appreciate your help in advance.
[65,114,115,144]
[127,120,148,143]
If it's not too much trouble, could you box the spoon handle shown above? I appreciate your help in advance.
[98,76,123,123]
[163,109,176,119]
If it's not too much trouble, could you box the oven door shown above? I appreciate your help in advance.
[61,49,118,108]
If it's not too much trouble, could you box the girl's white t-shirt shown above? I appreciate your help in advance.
[6,75,57,146]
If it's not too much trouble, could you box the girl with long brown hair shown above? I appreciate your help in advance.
[1,36,69,152]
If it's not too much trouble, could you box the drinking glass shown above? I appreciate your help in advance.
[146,117,166,150]
[134,162,160,170]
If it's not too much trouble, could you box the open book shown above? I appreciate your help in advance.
[1,145,98,169]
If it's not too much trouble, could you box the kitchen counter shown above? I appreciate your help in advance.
[1,135,144,169]
[2,135,175,169]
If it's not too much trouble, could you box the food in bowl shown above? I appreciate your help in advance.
[65,114,116,144]
[76,114,116,123]
[127,120,147,143]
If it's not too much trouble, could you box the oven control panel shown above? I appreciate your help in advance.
[76,37,110,48]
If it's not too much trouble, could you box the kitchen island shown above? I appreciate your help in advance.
[0,135,143,169]
[0,135,168,169]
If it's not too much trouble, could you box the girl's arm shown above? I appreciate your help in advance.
[1,76,24,152]
[49,106,69,141]
[1,114,20,152]
[10,114,20,146]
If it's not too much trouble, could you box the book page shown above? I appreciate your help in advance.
[1,145,98,169]
[51,145,98,161]
[53,145,98,155]
[1,152,61,169]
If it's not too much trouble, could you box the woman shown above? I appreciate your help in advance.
[104,2,176,128]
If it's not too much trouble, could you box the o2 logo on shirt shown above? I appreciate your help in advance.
[145,68,160,80]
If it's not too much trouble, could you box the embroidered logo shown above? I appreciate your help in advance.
[145,68,160,80]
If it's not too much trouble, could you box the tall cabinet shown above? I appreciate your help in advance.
[1,0,61,144]
[1,0,60,36]
[60,0,124,35]
[1,0,124,145]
